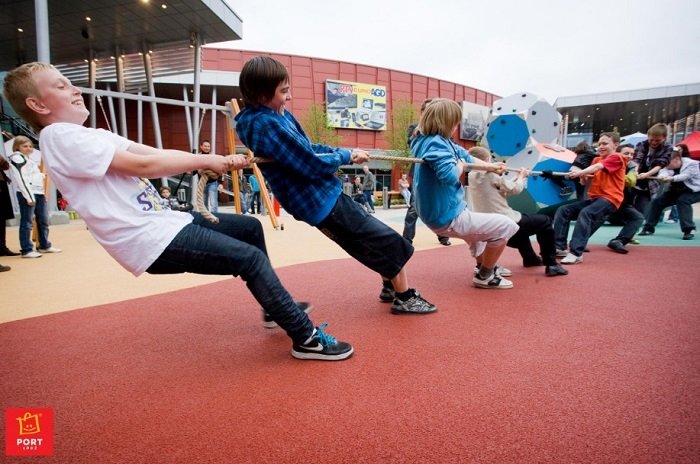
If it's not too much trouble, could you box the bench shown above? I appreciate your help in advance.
[372,190,404,208]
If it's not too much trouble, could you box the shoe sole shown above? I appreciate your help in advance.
[473,280,513,289]
[608,246,629,254]
[291,347,354,361]
[379,293,395,303]
[561,260,582,265]
[263,303,314,329]
[390,307,437,315]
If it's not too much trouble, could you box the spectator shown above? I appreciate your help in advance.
[7,135,62,258]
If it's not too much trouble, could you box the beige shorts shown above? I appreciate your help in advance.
[432,207,519,257]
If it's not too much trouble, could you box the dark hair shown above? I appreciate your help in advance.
[574,141,591,154]
[676,143,690,157]
[239,56,289,106]
[618,143,634,151]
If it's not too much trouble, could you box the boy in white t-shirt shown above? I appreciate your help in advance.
[3,62,352,361]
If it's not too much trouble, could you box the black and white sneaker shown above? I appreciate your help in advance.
[473,272,513,289]
[291,323,354,361]
[379,287,395,302]
[263,302,313,329]
[390,290,437,315]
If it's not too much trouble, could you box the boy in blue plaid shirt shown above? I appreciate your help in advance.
[235,56,436,315]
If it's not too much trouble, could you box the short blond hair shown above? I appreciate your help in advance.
[3,62,55,131]
[12,135,33,151]
[418,98,462,138]
[468,146,490,161]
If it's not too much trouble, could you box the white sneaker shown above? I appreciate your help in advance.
[22,251,43,258]
[38,246,62,253]
[555,249,569,258]
[561,252,583,265]
[473,265,513,277]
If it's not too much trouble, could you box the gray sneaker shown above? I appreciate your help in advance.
[390,290,437,315]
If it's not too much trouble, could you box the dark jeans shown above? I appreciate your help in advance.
[643,189,700,233]
[630,189,652,216]
[507,213,557,265]
[553,198,617,256]
[317,194,413,279]
[146,212,313,344]
[17,192,51,254]
[609,203,644,244]
[250,191,261,214]
[402,192,448,244]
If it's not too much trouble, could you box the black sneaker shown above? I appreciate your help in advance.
[291,323,354,361]
[607,239,629,254]
[438,237,451,246]
[638,229,654,236]
[683,232,695,240]
[391,290,437,315]
[545,264,568,276]
[379,287,395,302]
[263,302,313,329]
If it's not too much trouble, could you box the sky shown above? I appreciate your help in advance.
[217,0,700,104]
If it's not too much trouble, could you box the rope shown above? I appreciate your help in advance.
[195,169,220,223]
[193,152,575,223]
[248,153,570,177]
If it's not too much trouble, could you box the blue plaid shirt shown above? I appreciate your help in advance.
[235,105,351,225]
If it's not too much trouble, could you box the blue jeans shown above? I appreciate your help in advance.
[363,190,375,211]
[17,192,51,254]
[553,198,617,256]
[145,212,313,343]
[203,182,219,213]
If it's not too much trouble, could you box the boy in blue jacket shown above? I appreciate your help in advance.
[411,99,519,289]
[234,56,436,315]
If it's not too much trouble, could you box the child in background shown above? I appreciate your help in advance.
[410,98,520,289]
[7,135,61,258]
[4,62,352,361]
[234,56,436,314]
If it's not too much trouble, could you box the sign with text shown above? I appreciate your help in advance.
[326,80,387,131]
[5,408,55,456]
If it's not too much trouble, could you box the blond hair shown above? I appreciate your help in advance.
[417,98,462,138]
[3,62,55,131]
[12,135,33,152]
[468,146,490,161]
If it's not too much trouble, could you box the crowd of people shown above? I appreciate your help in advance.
[1,58,698,361]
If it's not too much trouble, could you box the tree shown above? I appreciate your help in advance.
[300,102,343,146]
[384,98,418,171]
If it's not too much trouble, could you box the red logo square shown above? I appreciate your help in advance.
[5,408,54,456]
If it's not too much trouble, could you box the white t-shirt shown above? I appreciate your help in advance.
[40,123,193,275]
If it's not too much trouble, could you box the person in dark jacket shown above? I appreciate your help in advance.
[0,155,19,264]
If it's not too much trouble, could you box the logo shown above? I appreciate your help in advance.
[5,408,54,456]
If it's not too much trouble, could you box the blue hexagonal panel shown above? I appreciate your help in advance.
[485,114,530,157]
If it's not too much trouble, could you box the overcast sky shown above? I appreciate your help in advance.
[217,0,699,104]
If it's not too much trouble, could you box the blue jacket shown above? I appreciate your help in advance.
[410,134,473,229]
[234,105,351,225]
